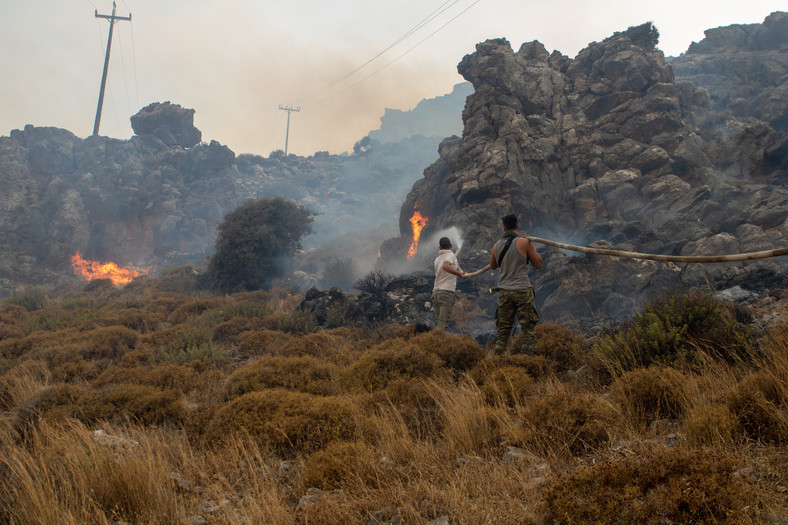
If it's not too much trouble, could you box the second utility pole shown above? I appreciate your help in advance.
[93,1,131,136]
[278,105,300,155]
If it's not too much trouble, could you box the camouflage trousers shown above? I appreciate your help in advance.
[495,288,539,354]
[432,289,457,330]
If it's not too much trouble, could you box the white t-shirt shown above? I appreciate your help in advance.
[433,250,459,291]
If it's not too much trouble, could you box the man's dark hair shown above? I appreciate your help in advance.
[502,214,518,230]
[439,237,451,249]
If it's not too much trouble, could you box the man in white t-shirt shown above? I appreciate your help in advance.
[432,236,466,330]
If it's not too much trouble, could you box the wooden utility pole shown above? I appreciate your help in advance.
[93,2,131,136]
[278,105,300,155]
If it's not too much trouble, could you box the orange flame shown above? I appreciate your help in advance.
[407,210,429,259]
[71,251,154,286]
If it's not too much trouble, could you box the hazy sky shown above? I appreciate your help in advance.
[1,1,784,156]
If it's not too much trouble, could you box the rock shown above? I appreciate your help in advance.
[130,102,201,147]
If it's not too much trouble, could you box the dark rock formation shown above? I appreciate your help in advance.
[130,101,202,148]
[382,17,788,333]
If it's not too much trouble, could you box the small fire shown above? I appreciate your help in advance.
[407,210,429,259]
[71,251,154,286]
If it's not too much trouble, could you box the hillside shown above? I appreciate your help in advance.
[0,277,787,523]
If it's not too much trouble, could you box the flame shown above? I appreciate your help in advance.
[407,210,429,259]
[71,251,154,286]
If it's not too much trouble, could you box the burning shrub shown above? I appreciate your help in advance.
[594,291,753,374]
[542,448,754,524]
[685,403,737,446]
[517,388,619,457]
[204,389,363,455]
[608,367,690,429]
[224,356,339,399]
[340,341,446,392]
[727,372,788,443]
[303,440,381,490]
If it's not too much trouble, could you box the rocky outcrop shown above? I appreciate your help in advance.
[383,18,788,333]
[0,93,451,297]
[130,101,202,148]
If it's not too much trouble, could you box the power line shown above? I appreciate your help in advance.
[304,0,483,108]
[290,0,467,107]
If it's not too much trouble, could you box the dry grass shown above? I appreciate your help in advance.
[1,285,788,523]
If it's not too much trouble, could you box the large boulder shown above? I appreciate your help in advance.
[130,102,201,147]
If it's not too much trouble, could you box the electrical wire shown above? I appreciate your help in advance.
[291,0,472,107]
[303,0,483,108]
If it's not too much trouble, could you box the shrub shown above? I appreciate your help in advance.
[204,389,362,455]
[373,377,442,437]
[470,354,550,384]
[727,372,787,444]
[224,356,339,398]
[237,329,292,357]
[542,448,754,524]
[518,388,619,457]
[608,367,690,429]
[207,197,315,292]
[154,265,202,294]
[78,326,139,360]
[408,330,485,372]
[533,322,588,372]
[624,21,659,51]
[594,291,752,374]
[303,440,380,490]
[78,384,186,426]
[0,360,50,411]
[685,403,736,446]
[5,288,50,312]
[340,342,445,392]
[479,366,534,407]
[319,257,359,291]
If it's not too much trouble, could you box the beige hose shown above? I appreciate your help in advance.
[461,236,788,278]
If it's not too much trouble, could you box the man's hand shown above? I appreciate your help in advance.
[461,271,467,279]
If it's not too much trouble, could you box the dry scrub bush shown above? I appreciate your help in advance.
[340,341,446,392]
[278,328,362,364]
[211,315,266,342]
[479,366,535,407]
[204,389,364,455]
[541,447,757,524]
[517,386,619,458]
[27,382,186,427]
[224,355,340,398]
[94,307,160,333]
[372,377,442,438]
[167,297,224,324]
[685,403,737,446]
[727,372,788,444]
[533,322,589,372]
[406,330,486,372]
[470,354,549,384]
[93,362,215,395]
[608,367,691,429]
[237,329,292,357]
[303,440,382,490]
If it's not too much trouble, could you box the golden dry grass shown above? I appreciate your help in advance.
[1,282,787,523]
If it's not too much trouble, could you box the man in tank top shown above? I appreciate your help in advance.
[489,214,543,354]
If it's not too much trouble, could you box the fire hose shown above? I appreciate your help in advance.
[460,236,788,278]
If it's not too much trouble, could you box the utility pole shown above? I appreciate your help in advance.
[278,105,300,155]
[93,2,131,137]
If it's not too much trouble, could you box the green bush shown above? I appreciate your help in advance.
[542,448,753,524]
[594,291,752,373]
[207,197,315,293]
